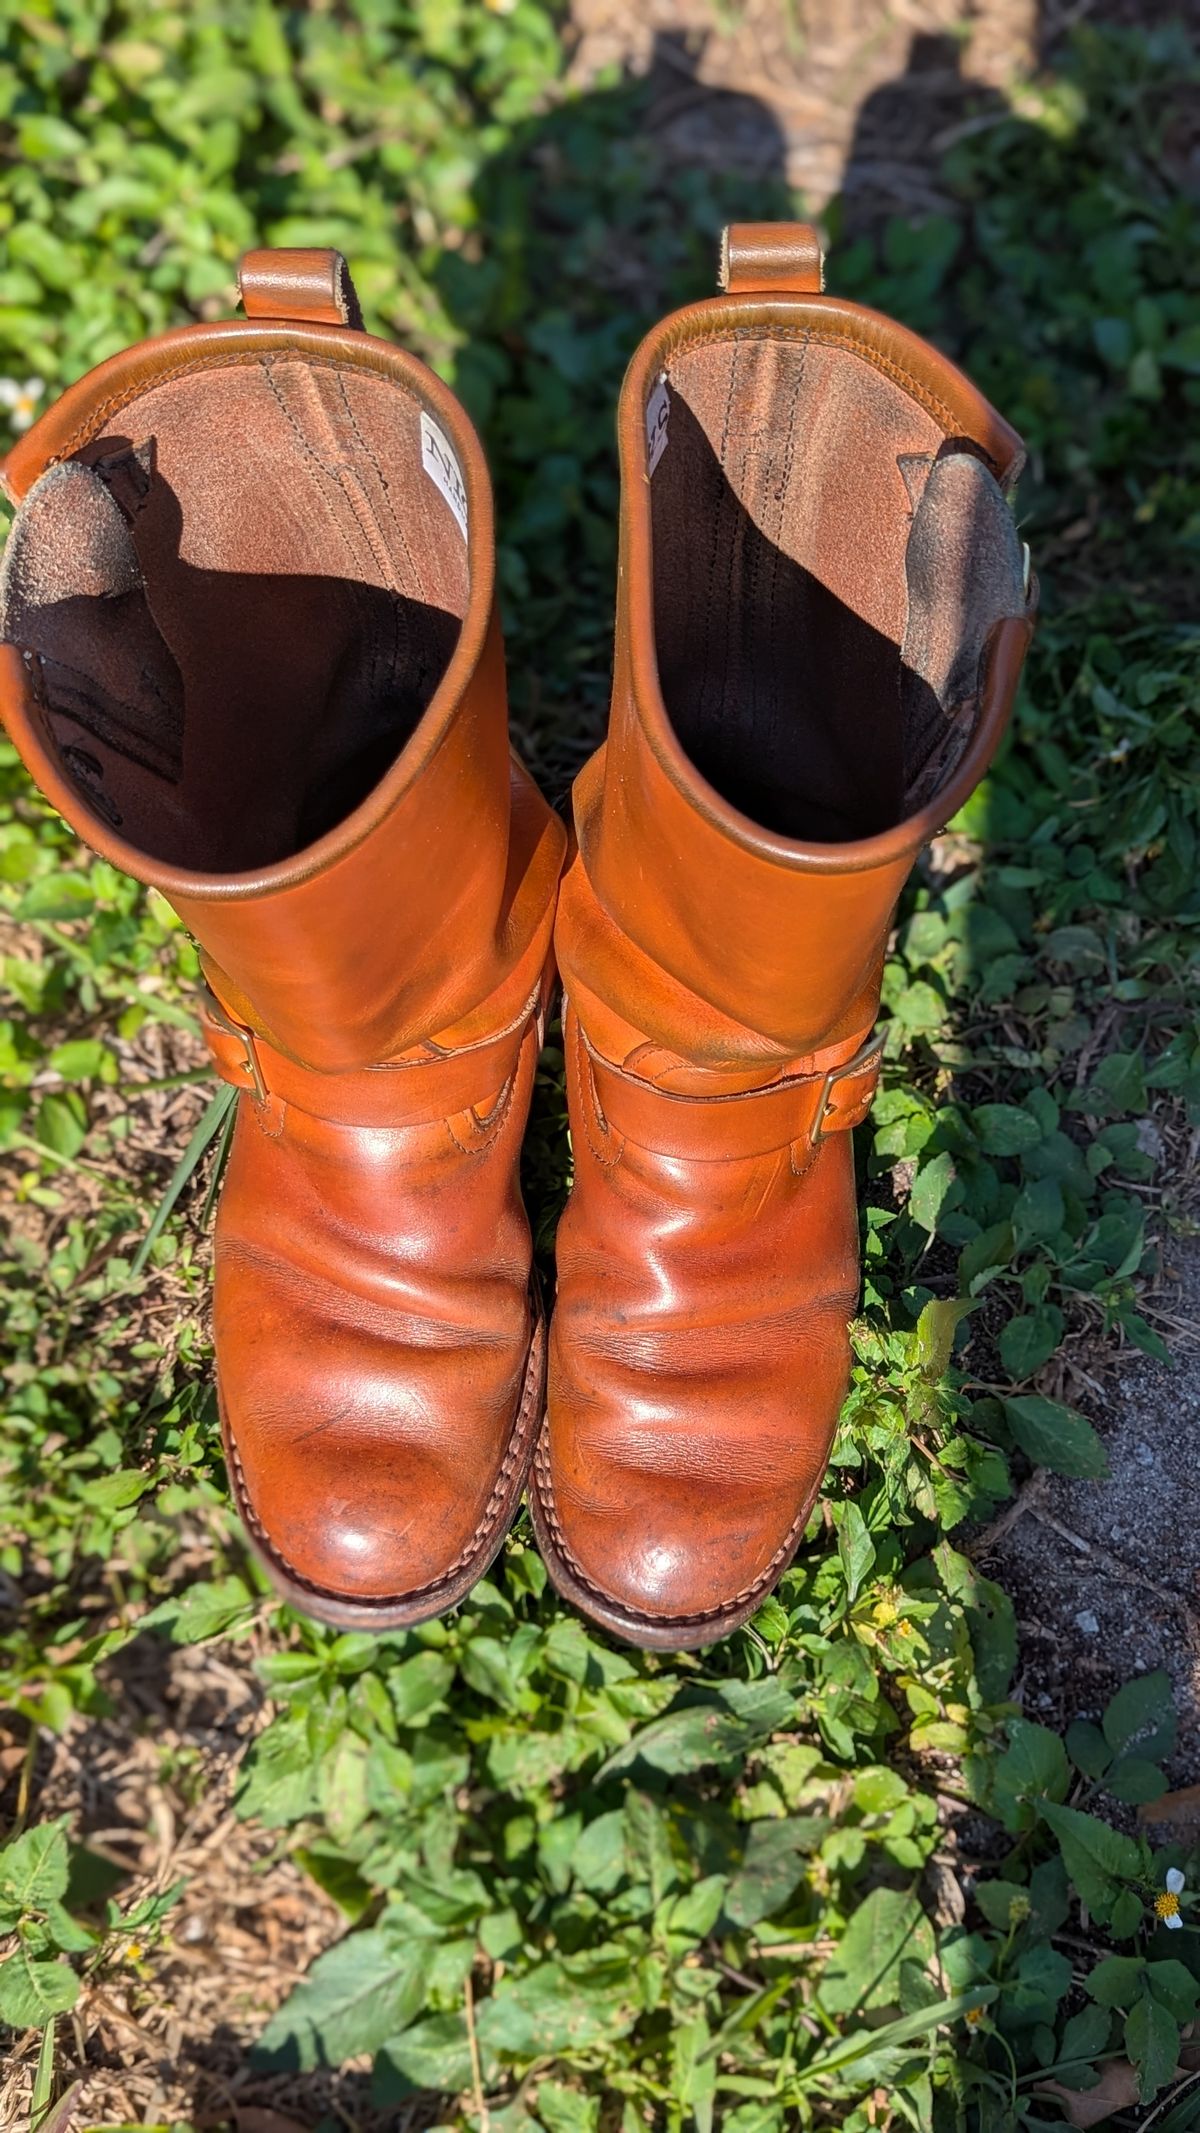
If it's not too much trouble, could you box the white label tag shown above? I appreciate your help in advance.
[646,375,670,475]
[420,411,468,540]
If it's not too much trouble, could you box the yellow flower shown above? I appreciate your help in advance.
[1155,1869,1185,1929]
[965,2005,987,2026]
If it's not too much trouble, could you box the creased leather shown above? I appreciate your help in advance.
[535,238,1034,1650]
[0,261,568,1627]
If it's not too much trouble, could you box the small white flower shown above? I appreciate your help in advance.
[1105,737,1132,763]
[1155,1867,1185,1928]
[0,376,45,432]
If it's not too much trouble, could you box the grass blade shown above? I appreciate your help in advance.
[131,1084,236,1276]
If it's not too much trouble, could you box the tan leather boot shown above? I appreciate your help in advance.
[0,248,566,1627]
[534,224,1035,1650]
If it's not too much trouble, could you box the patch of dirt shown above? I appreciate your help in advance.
[0,1629,435,2133]
[568,0,1039,218]
[978,1236,1200,1781]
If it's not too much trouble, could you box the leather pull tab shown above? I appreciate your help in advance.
[719,223,825,295]
[237,247,364,329]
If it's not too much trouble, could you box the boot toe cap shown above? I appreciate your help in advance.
[534,1418,821,1645]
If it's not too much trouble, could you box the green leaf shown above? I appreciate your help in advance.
[990,1720,1070,1833]
[1002,1943,1072,2027]
[597,1679,795,1781]
[534,2081,601,2133]
[0,1819,71,1911]
[43,1901,97,1954]
[387,1651,455,1725]
[1057,2001,1112,2064]
[318,1733,370,1847]
[1102,1670,1176,1763]
[479,1953,638,2060]
[374,2012,473,2099]
[1003,1394,1108,1478]
[724,1819,826,1929]
[1039,1801,1145,1919]
[1065,1719,1111,1780]
[255,1929,428,2070]
[77,1468,151,1512]
[998,1307,1062,1377]
[142,1574,255,1645]
[972,1103,1043,1155]
[665,1873,727,1942]
[1126,1988,1180,2104]
[1106,1756,1168,1805]
[836,1500,876,1604]
[913,1297,972,1377]
[908,1149,958,1234]
[1110,1887,1145,1941]
[974,1880,1033,1931]
[1073,1051,1147,1118]
[294,1848,374,1923]
[0,1950,79,2028]
[819,1887,934,2015]
[1012,1175,1064,1247]
[935,1544,1017,1702]
[1146,1961,1200,2025]
[33,1091,88,1160]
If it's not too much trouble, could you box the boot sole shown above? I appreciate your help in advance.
[219,1298,546,1632]
[528,1416,825,1653]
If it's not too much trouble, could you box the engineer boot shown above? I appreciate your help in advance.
[535,223,1036,1650]
[1,248,566,1627]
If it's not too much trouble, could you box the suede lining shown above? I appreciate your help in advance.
[650,329,1026,841]
[0,357,468,872]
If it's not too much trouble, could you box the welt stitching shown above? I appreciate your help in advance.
[533,1417,824,1627]
[224,1310,542,1609]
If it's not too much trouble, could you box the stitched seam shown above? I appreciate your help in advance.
[442,1062,519,1158]
[47,348,428,466]
[225,1308,542,1610]
[766,323,810,762]
[260,358,385,704]
[335,369,427,602]
[655,324,996,463]
[533,1416,823,1629]
[573,1028,623,1172]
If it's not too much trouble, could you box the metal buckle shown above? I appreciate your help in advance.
[202,989,268,1106]
[810,1030,884,1145]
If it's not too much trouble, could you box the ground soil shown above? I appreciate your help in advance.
[982,1237,1200,1795]
[4,3,1198,2126]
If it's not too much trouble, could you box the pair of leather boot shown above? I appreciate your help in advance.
[0,229,1034,1650]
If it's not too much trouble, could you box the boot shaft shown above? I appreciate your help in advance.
[561,223,1035,1069]
[0,249,565,1070]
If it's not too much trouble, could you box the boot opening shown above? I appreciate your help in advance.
[0,356,471,872]
[648,329,1027,843]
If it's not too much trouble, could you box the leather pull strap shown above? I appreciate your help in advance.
[237,246,364,330]
[720,223,825,296]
